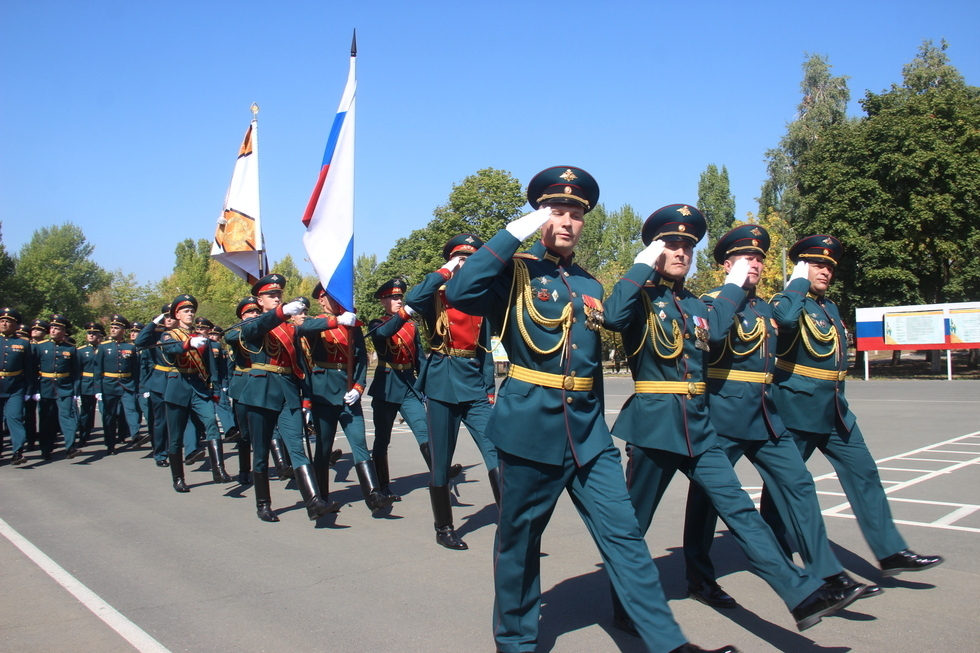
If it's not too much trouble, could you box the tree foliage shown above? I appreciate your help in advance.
[794,40,980,321]
[690,164,736,295]
[0,223,17,305]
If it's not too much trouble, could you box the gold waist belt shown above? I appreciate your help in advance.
[379,361,412,371]
[314,361,347,370]
[154,365,176,373]
[176,367,201,375]
[707,368,772,384]
[234,366,249,372]
[251,362,292,374]
[776,359,846,382]
[0,369,23,377]
[82,372,94,377]
[40,372,71,378]
[103,372,132,378]
[433,347,476,358]
[634,381,706,395]
[508,364,593,391]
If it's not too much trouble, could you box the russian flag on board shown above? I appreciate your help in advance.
[302,35,356,312]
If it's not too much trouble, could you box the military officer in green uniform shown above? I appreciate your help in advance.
[604,206,863,634]
[296,283,395,514]
[129,321,150,443]
[77,323,104,448]
[405,233,500,550]
[368,278,441,501]
[764,235,944,577]
[224,296,261,484]
[207,323,237,442]
[682,225,879,608]
[446,167,735,653]
[35,314,80,460]
[136,307,175,467]
[233,274,339,522]
[23,318,48,452]
[96,314,142,455]
[2,307,37,465]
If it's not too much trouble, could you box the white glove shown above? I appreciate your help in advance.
[302,408,312,425]
[190,336,209,348]
[634,239,666,268]
[789,261,809,283]
[403,305,416,317]
[24,394,32,402]
[32,393,40,402]
[74,396,80,407]
[153,313,167,325]
[439,256,464,275]
[95,393,103,401]
[282,301,305,316]
[725,257,751,288]
[343,388,361,405]
[505,207,553,241]
[337,311,357,327]
[143,392,150,398]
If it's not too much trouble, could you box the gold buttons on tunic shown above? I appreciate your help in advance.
[566,397,573,404]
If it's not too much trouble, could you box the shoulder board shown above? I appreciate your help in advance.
[701,290,721,299]
[513,253,538,260]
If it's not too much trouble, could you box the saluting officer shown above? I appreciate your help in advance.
[368,278,441,501]
[682,225,879,609]
[764,235,944,577]
[234,274,339,522]
[405,233,500,550]
[97,315,142,455]
[35,314,80,460]
[446,167,735,653]
[2,307,38,466]
[77,323,104,448]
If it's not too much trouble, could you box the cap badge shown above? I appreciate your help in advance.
[464,236,474,243]
[750,227,761,236]
[677,205,692,216]
[559,169,577,182]
[822,238,834,245]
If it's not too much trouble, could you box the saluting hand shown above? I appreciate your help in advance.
[725,257,751,288]
[505,207,553,241]
[634,239,666,268]
[789,261,809,284]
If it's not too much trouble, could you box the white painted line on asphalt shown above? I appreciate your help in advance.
[934,505,980,526]
[0,516,171,653]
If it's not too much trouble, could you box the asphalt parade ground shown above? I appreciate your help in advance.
[1,378,977,653]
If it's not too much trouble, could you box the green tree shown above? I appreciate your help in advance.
[0,223,17,305]
[690,164,736,295]
[759,54,851,220]
[13,223,111,328]
[88,270,158,324]
[794,40,980,323]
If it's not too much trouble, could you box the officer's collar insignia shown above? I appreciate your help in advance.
[559,169,577,182]
[658,277,675,289]
[544,251,561,264]
[677,205,692,216]
[750,227,762,236]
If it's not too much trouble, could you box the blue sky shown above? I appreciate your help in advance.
[2,1,978,286]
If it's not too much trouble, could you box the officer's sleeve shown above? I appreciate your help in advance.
[603,263,654,332]
[373,313,408,339]
[239,307,288,343]
[26,340,39,396]
[404,271,445,325]
[478,319,495,395]
[134,322,163,349]
[770,278,811,329]
[93,348,105,394]
[71,347,81,396]
[702,283,746,347]
[444,230,519,326]
[295,316,332,336]
[353,327,368,389]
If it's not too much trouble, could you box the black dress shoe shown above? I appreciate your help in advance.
[450,463,462,478]
[184,448,205,465]
[156,459,170,467]
[173,478,190,493]
[136,433,152,446]
[435,525,468,550]
[823,571,882,599]
[11,449,27,465]
[879,549,944,577]
[66,447,80,459]
[329,448,342,466]
[670,644,740,653]
[688,580,738,608]
[792,583,864,631]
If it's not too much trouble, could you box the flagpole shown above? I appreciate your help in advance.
[346,29,357,392]
[249,102,266,278]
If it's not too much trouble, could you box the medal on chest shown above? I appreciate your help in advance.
[693,315,710,352]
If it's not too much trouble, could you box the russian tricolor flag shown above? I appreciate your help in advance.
[302,36,356,312]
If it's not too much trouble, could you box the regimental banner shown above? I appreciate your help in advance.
[855,302,980,351]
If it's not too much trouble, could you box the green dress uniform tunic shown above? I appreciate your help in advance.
[446,231,688,653]
[604,263,822,616]
[405,268,498,487]
[683,286,846,585]
[765,277,907,560]
[156,327,219,457]
[77,343,100,446]
[210,339,236,435]
[135,323,174,464]
[96,339,141,452]
[35,338,80,456]
[1,331,37,457]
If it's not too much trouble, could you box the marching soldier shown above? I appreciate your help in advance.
[35,314,80,460]
[77,323,104,448]
[96,315,142,455]
[446,167,735,653]
[23,318,48,451]
[129,321,147,434]
[224,296,262,484]
[763,235,944,577]
[368,278,444,501]
[208,324,237,442]
[234,274,339,522]
[682,225,879,608]
[2,307,37,466]
[136,306,176,467]
[405,233,500,550]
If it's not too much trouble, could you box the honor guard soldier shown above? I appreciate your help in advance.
[683,225,879,609]
[604,206,863,633]
[35,314,80,460]
[763,235,943,576]
[23,318,48,451]
[368,278,442,501]
[405,233,500,550]
[96,315,142,455]
[235,274,339,522]
[136,307,177,467]
[297,283,395,514]
[1,307,38,465]
[129,321,148,436]
[77,322,104,448]
[207,324,237,442]
[445,167,735,653]
[224,296,261,484]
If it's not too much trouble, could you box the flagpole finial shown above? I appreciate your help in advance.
[351,29,357,57]
[250,103,260,116]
